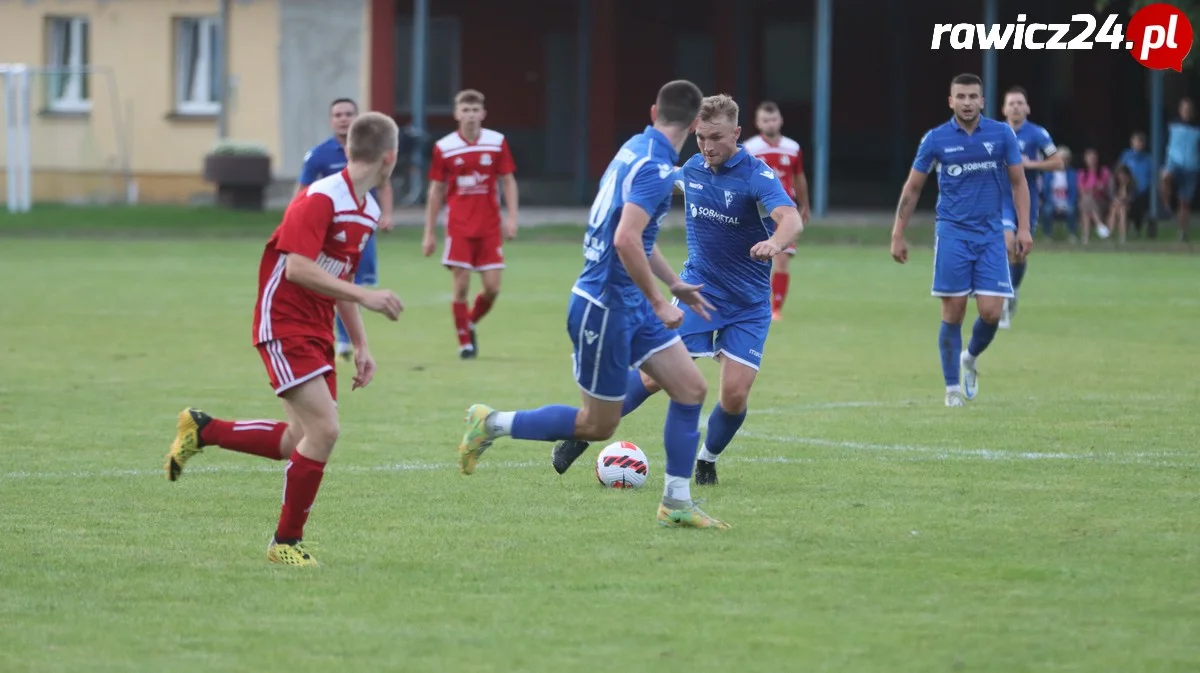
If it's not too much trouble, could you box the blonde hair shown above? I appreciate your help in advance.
[455,89,485,107]
[698,94,739,125]
[347,112,399,163]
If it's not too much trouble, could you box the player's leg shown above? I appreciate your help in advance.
[164,340,326,481]
[1000,227,1016,329]
[931,235,972,407]
[442,235,478,358]
[959,238,1012,402]
[770,248,795,320]
[549,299,717,474]
[267,371,340,567]
[456,295,632,475]
[468,231,505,352]
[1174,169,1196,241]
[637,337,728,530]
[695,313,768,485]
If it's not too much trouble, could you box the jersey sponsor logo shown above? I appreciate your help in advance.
[945,145,965,153]
[690,203,741,226]
[944,161,999,176]
[455,171,491,194]
[688,181,704,190]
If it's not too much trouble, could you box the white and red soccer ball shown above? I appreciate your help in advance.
[595,441,649,489]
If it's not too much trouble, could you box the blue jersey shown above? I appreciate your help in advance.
[913,116,1022,241]
[1167,120,1200,171]
[573,126,679,309]
[300,137,378,197]
[1001,120,1058,224]
[674,148,795,310]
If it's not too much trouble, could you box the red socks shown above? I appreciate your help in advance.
[771,272,790,313]
[275,452,326,542]
[200,419,286,460]
[470,293,495,324]
[452,301,472,348]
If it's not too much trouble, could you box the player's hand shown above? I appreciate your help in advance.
[378,214,395,232]
[502,215,518,241]
[799,204,811,226]
[891,235,908,264]
[361,289,404,320]
[351,348,376,390]
[1016,229,1034,260]
[421,232,436,257]
[749,240,782,261]
[653,300,685,330]
[669,281,715,322]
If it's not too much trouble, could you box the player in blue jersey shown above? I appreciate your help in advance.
[891,73,1033,408]
[297,98,395,360]
[547,95,803,486]
[998,86,1062,329]
[454,80,731,529]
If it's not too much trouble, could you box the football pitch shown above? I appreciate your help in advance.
[2,212,1199,672]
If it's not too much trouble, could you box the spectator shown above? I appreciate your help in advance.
[1077,147,1111,245]
[1107,164,1136,246]
[1040,146,1078,241]
[1118,131,1155,238]
[1161,97,1200,242]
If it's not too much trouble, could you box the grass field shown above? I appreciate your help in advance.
[2,207,1199,672]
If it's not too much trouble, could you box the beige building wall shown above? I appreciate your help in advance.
[0,0,371,204]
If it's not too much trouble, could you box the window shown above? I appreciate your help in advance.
[46,17,90,113]
[763,22,813,104]
[174,17,221,115]
[395,17,461,114]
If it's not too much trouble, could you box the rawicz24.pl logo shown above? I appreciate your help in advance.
[931,3,1194,71]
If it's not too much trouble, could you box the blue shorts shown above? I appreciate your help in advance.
[355,234,378,286]
[1167,163,1199,202]
[568,292,680,401]
[931,234,1014,298]
[676,298,770,370]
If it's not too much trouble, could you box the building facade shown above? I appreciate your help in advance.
[0,0,373,204]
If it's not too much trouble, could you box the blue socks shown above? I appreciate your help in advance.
[701,404,746,458]
[968,317,999,358]
[510,405,579,441]
[662,401,703,479]
[621,369,654,417]
[939,321,962,386]
[1010,261,1027,291]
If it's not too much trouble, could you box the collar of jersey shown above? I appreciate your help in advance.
[948,116,986,135]
[642,125,680,163]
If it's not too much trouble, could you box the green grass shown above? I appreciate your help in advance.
[2,222,1199,672]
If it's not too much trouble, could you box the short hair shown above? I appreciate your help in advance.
[330,98,358,111]
[698,94,740,126]
[346,112,399,163]
[455,89,485,107]
[756,101,780,115]
[950,73,983,90]
[1131,130,1148,143]
[1004,86,1029,101]
[655,79,704,127]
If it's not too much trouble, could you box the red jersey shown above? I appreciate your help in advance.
[743,134,804,200]
[428,128,516,238]
[253,170,380,346]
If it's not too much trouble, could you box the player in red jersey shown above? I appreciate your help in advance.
[422,89,520,359]
[164,112,405,567]
[743,101,810,321]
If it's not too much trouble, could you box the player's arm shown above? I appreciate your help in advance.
[499,173,519,237]
[893,131,935,241]
[614,203,668,308]
[377,179,395,229]
[794,153,811,220]
[671,167,685,195]
[1006,128,1033,248]
[335,299,369,349]
[279,196,368,302]
[648,244,681,287]
[751,165,804,256]
[423,146,448,251]
[1024,130,1064,171]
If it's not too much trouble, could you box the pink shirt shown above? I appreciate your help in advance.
[1077,167,1111,198]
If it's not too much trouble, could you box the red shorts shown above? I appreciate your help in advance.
[443,231,505,271]
[256,336,337,401]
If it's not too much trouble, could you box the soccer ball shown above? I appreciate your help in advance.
[595,441,650,489]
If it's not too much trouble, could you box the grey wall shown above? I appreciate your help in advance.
[276,0,366,180]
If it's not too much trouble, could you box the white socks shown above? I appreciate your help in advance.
[663,475,691,505]
[946,384,962,395]
[697,447,719,463]
[486,411,515,437]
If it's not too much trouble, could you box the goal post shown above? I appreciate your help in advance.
[0,64,135,214]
